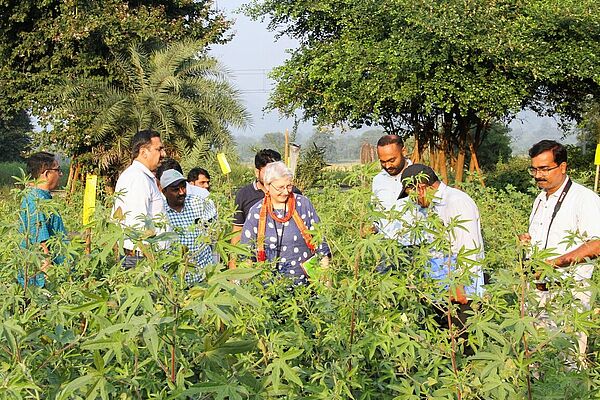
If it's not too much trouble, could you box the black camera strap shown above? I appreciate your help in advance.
[532,178,572,249]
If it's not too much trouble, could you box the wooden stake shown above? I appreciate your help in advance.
[595,165,599,193]
[284,129,290,166]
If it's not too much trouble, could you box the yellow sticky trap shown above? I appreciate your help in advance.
[217,153,231,175]
[82,174,98,225]
[595,144,600,166]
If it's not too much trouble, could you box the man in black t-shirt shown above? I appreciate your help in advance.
[230,149,301,268]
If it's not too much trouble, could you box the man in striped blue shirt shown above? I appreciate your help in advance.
[160,169,217,285]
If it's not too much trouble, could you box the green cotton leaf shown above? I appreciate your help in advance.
[481,378,502,392]
[81,338,122,352]
[68,300,105,314]
[280,360,303,387]
[143,324,160,360]
[470,351,502,361]
[220,283,260,308]
[281,348,304,361]
[93,350,104,372]
[481,322,507,345]
[210,267,262,282]
[56,373,96,400]
[214,339,257,355]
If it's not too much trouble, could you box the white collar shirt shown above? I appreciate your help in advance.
[372,159,413,211]
[113,160,167,250]
[430,182,485,296]
[529,176,600,281]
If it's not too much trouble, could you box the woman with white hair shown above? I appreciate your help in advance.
[240,161,330,285]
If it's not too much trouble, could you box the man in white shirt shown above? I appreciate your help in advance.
[399,164,485,300]
[371,135,417,249]
[519,140,600,358]
[113,130,167,268]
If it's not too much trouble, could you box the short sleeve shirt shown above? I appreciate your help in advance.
[240,194,330,284]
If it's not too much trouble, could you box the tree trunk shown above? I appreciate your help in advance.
[454,149,466,187]
[468,142,485,187]
[411,135,420,163]
[66,159,76,193]
[70,162,81,198]
[438,149,448,183]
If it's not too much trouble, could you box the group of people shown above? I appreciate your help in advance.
[18,130,600,359]
[372,135,600,358]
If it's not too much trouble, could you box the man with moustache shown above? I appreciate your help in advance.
[372,135,418,254]
[519,139,600,359]
[113,130,167,269]
[372,135,411,210]
[161,169,217,284]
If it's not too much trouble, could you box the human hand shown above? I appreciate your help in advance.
[518,233,531,245]
[40,259,51,273]
[450,285,468,305]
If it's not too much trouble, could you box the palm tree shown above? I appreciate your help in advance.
[62,40,250,182]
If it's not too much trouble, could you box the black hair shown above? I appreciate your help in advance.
[529,140,567,165]
[254,149,282,169]
[188,167,210,182]
[377,134,404,148]
[156,158,182,181]
[131,129,160,159]
[26,152,56,179]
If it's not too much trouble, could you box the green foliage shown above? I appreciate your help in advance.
[58,40,249,178]
[294,143,329,191]
[0,110,32,162]
[473,123,512,172]
[0,164,598,398]
[486,157,534,194]
[0,0,231,115]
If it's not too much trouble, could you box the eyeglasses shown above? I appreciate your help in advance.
[270,183,293,193]
[527,165,561,176]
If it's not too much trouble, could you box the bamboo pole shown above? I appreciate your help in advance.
[284,129,290,166]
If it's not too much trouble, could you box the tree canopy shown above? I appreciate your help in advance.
[0,0,231,115]
[59,40,249,179]
[246,0,600,181]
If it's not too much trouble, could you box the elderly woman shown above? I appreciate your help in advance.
[240,161,330,285]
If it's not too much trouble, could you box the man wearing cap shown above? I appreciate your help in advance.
[399,163,485,300]
[113,130,167,269]
[161,169,217,285]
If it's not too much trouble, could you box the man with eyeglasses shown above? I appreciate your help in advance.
[113,130,168,269]
[19,152,67,287]
[519,139,600,360]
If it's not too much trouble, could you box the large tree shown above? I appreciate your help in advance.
[60,40,249,181]
[246,0,600,181]
[0,0,231,115]
[0,110,32,162]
